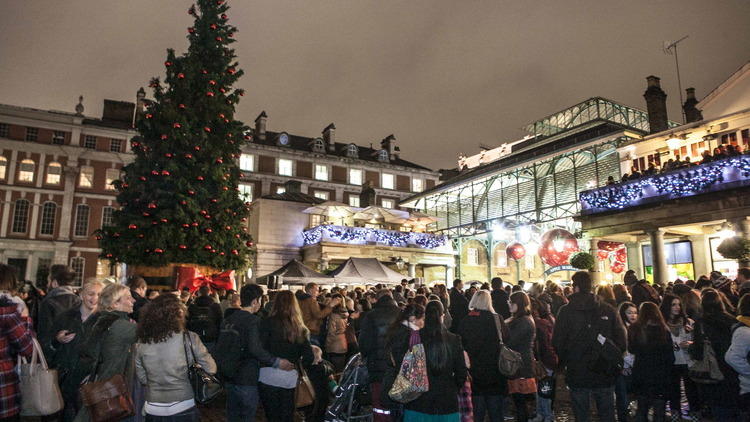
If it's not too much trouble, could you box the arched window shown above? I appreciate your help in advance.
[378,149,389,162]
[347,144,358,158]
[18,159,35,182]
[313,138,325,153]
[0,156,7,180]
[11,199,29,233]
[46,162,62,185]
[40,202,57,235]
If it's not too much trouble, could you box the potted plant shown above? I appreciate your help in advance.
[569,251,596,271]
[717,236,750,267]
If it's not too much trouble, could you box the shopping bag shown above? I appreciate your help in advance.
[18,337,64,416]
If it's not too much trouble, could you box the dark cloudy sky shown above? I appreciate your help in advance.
[1,1,748,169]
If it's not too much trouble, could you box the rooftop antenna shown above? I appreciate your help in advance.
[663,35,689,124]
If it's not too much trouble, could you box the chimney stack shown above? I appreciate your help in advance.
[643,76,669,134]
[323,123,336,152]
[683,87,703,123]
[255,111,267,141]
[381,134,396,156]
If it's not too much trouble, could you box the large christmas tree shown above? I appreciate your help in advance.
[98,0,253,270]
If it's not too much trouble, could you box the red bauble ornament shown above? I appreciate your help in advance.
[204,127,212,132]
[204,215,212,219]
[197,176,204,181]
[235,234,241,238]
[201,69,208,74]
[180,200,187,205]
[182,223,190,228]
[246,241,254,247]
[160,134,168,140]
[191,222,199,227]
[244,135,251,140]
[222,186,229,191]
[506,242,526,261]
[200,210,207,215]
[128,224,138,229]
[160,218,168,223]
[188,190,195,195]
[161,170,170,176]
[184,153,193,159]
[152,221,158,225]
[219,88,226,93]
[178,72,185,79]
[173,122,181,128]
[215,36,223,42]
[145,113,153,119]
[114,232,121,237]
[227,32,234,38]
[209,80,217,85]
[164,61,172,67]
[206,92,215,97]
[221,13,228,19]
[215,158,223,163]
[218,113,225,119]
[142,212,150,217]
[231,249,239,255]
[227,69,235,75]
[194,146,201,151]
[106,253,113,258]
[225,226,231,230]
[538,229,579,267]
[205,228,213,233]
[210,199,218,203]
[204,245,212,250]
[139,176,147,181]
[241,217,247,222]
[154,248,164,254]
[187,27,194,34]
[210,24,218,30]
[219,252,225,256]
[138,234,145,238]
[165,153,173,158]
[179,244,187,249]
[95,235,102,240]
[179,104,186,109]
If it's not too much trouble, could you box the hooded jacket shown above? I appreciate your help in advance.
[726,316,750,394]
[358,295,400,382]
[37,286,81,346]
[552,292,627,388]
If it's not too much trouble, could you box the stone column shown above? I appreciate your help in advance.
[688,234,711,277]
[588,238,602,284]
[407,263,416,278]
[445,265,454,284]
[648,228,668,284]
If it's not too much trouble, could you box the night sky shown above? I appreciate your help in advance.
[1,0,748,169]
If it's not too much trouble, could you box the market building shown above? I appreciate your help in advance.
[0,96,137,285]
[577,61,750,283]
[400,82,682,285]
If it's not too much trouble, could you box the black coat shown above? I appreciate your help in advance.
[491,289,511,320]
[222,310,276,385]
[358,296,400,382]
[688,312,740,406]
[507,316,536,379]
[37,287,81,347]
[552,292,627,388]
[129,290,148,322]
[449,288,469,332]
[457,310,508,395]
[259,317,314,368]
[386,325,467,415]
[629,327,674,397]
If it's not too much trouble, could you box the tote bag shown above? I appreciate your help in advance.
[18,337,64,416]
[388,329,429,403]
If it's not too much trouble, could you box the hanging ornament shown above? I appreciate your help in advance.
[178,73,185,79]
[200,210,207,215]
[246,241,254,247]
[209,80,217,86]
[161,170,170,176]
[179,244,188,250]
[114,233,121,238]
[160,218,168,223]
[145,113,153,119]
[154,248,164,254]
[225,226,232,230]
[538,229,579,267]
[184,153,193,159]
[161,134,168,140]
[231,249,239,255]
[204,245,212,250]
[210,24,218,30]
[204,127,212,132]
[151,170,159,176]
[191,222,199,227]
[210,199,218,203]
[215,36,223,42]
[205,228,213,233]
[128,224,138,230]
[179,104,186,109]
[227,32,234,38]
[506,242,526,261]
[219,252,225,256]
[187,27,195,34]
[165,153,173,158]
[173,123,181,128]
[206,92,215,97]
[138,234,145,238]
[215,158,223,163]
[197,176,204,181]
[142,212,150,217]
[164,61,173,67]
[180,200,187,205]
[194,146,201,151]
[235,234,241,238]
[139,176,147,181]
[188,190,195,195]
[182,223,190,228]
[222,186,229,191]
[201,69,208,74]
[227,69,235,75]
[221,13,228,19]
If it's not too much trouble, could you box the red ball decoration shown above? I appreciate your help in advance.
[160,134,168,140]
[201,69,208,74]
[114,232,121,237]
[209,80,217,86]
[188,190,195,195]
[205,228,213,233]
[235,234,241,238]
[179,104,186,109]
[227,32,234,38]
[210,24,218,30]
[165,153,173,158]
[191,222,199,227]
[204,245,212,250]
[138,234,145,238]
[173,123,181,128]
[179,245,187,250]
[160,218,168,223]
[538,229,579,267]
[210,199,218,203]
[128,224,138,229]
[221,13,228,19]
[154,248,164,254]
[184,153,193,159]
[194,146,201,151]
[227,69,236,75]
[200,210,207,215]
[204,127,212,132]
[139,176,147,181]
[219,252,225,256]
[182,223,190,228]
[142,212,150,217]
[152,221,158,225]
[180,200,187,206]
[215,158,223,164]
[145,113,153,119]
[215,37,223,42]
[164,61,172,67]
[506,242,526,261]
[178,73,185,79]
[225,226,232,230]
[204,215,212,219]
[197,176,205,181]
[206,92,215,97]
[161,170,170,176]
[219,88,226,94]
[106,253,113,258]
[187,27,194,34]
[222,186,229,191]
[231,249,239,255]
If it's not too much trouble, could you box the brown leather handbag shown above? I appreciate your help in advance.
[294,364,316,408]
[79,373,134,422]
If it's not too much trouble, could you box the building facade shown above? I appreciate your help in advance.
[0,98,136,285]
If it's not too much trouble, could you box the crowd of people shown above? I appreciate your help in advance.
[3,263,750,421]
[603,143,749,186]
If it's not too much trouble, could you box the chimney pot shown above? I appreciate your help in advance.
[643,75,668,133]
[683,87,703,123]
[255,111,267,141]
[646,75,661,88]
[686,87,696,100]
[323,123,336,152]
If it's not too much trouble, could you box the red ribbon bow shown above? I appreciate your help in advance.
[176,266,235,293]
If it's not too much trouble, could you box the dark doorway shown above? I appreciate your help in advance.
[7,258,28,281]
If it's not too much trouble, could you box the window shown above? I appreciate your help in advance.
[101,206,115,227]
[239,154,255,171]
[105,169,120,190]
[349,169,363,185]
[347,144,358,158]
[348,196,360,207]
[378,149,389,162]
[721,132,738,145]
[11,199,29,233]
[83,135,97,149]
[18,159,35,182]
[381,199,394,209]
[53,131,66,145]
[313,191,329,200]
[742,129,750,147]
[412,178,423,192]
[467,248,479,265]
[314,164,329,181]
[79,166,94,188]
[46,162,62,185]
[0,123,8,138]
[239,183,253,202]
[278,159,293,176]
[74,204,90,237]
[110,139,123,152]
[70,257,84,285]
[0,156,6,180]
[313,138,325,153]
[25,127,38,142]
[382,173,394,189]
[36,258,52,285]
[276,186,286,194]
[310,214,325,228]
[40,202,57,235]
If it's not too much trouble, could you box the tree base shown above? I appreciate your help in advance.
[128,262,220,288]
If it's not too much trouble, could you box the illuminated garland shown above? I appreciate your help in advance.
[580,156,750,211]
[302,225,447,249]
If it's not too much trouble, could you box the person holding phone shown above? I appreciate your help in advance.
[659,294,699,420]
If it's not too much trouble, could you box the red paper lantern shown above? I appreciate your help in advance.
[506,242,526,261]
[538,229,579,267]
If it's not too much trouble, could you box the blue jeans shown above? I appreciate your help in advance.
[570,386,616,422]
[145,406,200,422]
[226,383,259,422]
[472,393,504,422]
[535,394,553,420]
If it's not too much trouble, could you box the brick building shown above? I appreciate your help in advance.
[0,97,136,285]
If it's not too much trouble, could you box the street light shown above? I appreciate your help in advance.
[392,256,405,270]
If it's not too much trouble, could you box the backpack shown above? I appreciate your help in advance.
[212,314,245,382]
[187,304,219,344]
[581,307,623,378]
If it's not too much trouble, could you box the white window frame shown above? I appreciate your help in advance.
[347,144,358,158]
[46,162,62,185]
[277,158,293,177]
[239,183,253,202]
[101,206,115,228]
[412,178,423,193]
[74,204,90,237]
[381,199,394,209]
[348,196,360,207]
[11,199,30,233]
[313,190,329,200]
[83,135,97,149]
[0,156,7,180]
[39,202,57,235]
[467,248,479,265]
[79,166,94,188]
[378,149,389,162]
[381,173,394,190]
[105,169,120,190]
[239,154,255,171]
[18,159,35,182]
[70,256,85,286]
[349,168,363,186]
[53,131,66,145]
[314,164,329,181]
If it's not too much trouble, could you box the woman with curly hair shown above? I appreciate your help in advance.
[135,293,216,421]
[258,290,314,421]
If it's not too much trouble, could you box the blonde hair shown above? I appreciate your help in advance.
[98,283,130,311]
[81,280,104,294]
[468,290,495,313]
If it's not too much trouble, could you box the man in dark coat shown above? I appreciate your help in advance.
[127,275,149,322]
[37,265,81,347]
[490,277,511,319]
[449,278,469,332]
[552,271,627,422]
[186,286,223,350]
[358,289,400,422]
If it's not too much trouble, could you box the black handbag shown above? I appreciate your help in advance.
[183,332,222,404]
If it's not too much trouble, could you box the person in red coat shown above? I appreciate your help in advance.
[0,264,34,422]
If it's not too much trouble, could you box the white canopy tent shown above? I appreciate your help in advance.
[330,257,406,285]
[256,259,333,286]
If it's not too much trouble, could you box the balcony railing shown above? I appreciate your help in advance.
[302,225,448,249]
[579,155,750,215]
